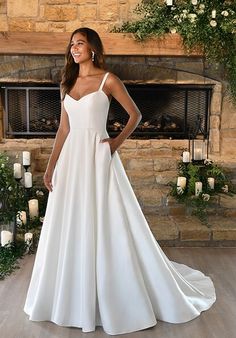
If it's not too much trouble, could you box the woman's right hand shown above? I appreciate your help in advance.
[43,168,54,192]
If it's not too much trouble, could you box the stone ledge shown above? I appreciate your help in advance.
[145,213,236,246]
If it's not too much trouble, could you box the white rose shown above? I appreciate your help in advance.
[221,10,229,17]
[188,13,197,22]
[197,9,204,14]
[210,20,217,27]
[199,4,205,10]
[222,185,229,193]
[202,194,210,201]
[170,28,177,34]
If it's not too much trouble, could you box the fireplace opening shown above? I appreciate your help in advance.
[1,83,212,139]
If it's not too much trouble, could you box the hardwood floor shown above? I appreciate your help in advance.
[0,248,235,338]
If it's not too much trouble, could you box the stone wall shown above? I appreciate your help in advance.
[1,54,236,160]
[0,0,140,32]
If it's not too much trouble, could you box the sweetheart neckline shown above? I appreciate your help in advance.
[66,90,109,104]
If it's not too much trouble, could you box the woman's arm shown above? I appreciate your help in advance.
[44,101,70,191]
[102,73,142,154]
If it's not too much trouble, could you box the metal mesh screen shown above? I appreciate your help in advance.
[108,85,211,139]
[3,87,60,137]
[2,84,211,139]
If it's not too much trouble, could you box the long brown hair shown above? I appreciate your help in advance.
[61,27,105,100]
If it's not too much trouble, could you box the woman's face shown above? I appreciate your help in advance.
[70,32,92,64]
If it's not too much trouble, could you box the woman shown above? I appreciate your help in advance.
[24,28,216,335]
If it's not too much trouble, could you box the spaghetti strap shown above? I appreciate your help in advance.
[98,72,109,91]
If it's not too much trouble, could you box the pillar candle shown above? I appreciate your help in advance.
[177,176,187,189]
[1,230,13,246]
[24,232,33,243]
[195,181,202,196]
[16,211,27,226]
[212,9,216,18]
[23,151,31,166]
[208,177,215,190]
[183,151,190,163]
[24,172,32,188]
[166,0,173,6]
[13,163,22,179]
[28,199,39,219]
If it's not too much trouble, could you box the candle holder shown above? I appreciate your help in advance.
[23,164,31,172]
[13,177,22,245]
[189,114,209,164]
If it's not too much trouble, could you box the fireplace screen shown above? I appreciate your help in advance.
[2,84,212,139]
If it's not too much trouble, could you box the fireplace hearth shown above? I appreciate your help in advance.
[2,83,212,140]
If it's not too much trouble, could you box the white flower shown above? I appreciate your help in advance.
[1,164,5,168]
[181,9,188,19]
[170,28,177,34]
[221,10,229,17]
[199,4,205,10]
[171,6,176,11]
[202,193,210,201]
[40,216,45,223]
[204,158,213,165]
[177,186,184,195]
[8,186,12,191]
[188,13,197,22]
[197,9,204,15]
[36,190,44,197]
[210,20,217,28]
[222,185,229,193]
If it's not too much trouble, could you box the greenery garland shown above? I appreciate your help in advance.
[169,159,235,225]
[114,0,236,102]
[0,152,47,279]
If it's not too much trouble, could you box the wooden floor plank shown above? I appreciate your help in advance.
[0,248,235,338]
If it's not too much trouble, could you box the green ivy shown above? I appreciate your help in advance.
[169,160,235,225]
[0,241,27,280]
[114,0,236,102]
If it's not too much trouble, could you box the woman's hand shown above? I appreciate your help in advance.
[43,168,54,192]
[101,138,119,155]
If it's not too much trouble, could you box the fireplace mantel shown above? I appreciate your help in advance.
[0,32,202,56]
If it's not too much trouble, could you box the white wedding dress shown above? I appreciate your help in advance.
[24,72,216,335]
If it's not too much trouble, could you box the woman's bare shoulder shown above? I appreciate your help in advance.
[106,72,123,88]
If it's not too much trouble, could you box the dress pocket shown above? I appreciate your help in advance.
[104,141,112,160]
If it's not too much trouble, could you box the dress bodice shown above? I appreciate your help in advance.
[63,72,110,132]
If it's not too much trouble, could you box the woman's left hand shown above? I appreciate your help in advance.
[100,138,119,155]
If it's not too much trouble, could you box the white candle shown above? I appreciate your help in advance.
[13,163,22,179]
[1,230,13,246]
[24,172,32,188]
[28,199,39,219]
[166,0,173,6]
[208,177,215,190]
[193,147,202,161]
[24,232,33,244]
[183,151,190,163]
[23,151,31,166]
[177,176,187,189]
[16,211,27,225]
[195,181,202,196]
[212,9,216,19]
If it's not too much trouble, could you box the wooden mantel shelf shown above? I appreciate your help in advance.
[0,32,203,56]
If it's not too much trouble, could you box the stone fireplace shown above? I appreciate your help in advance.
[2,81,212,140]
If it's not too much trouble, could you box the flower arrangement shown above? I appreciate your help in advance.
[114,0,236,102]
[169,157,235,225]
[0,152,48,279]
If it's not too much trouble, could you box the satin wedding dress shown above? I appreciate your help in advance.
[24,72,216,335]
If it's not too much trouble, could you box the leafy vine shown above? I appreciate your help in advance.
[114,0,236,102]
